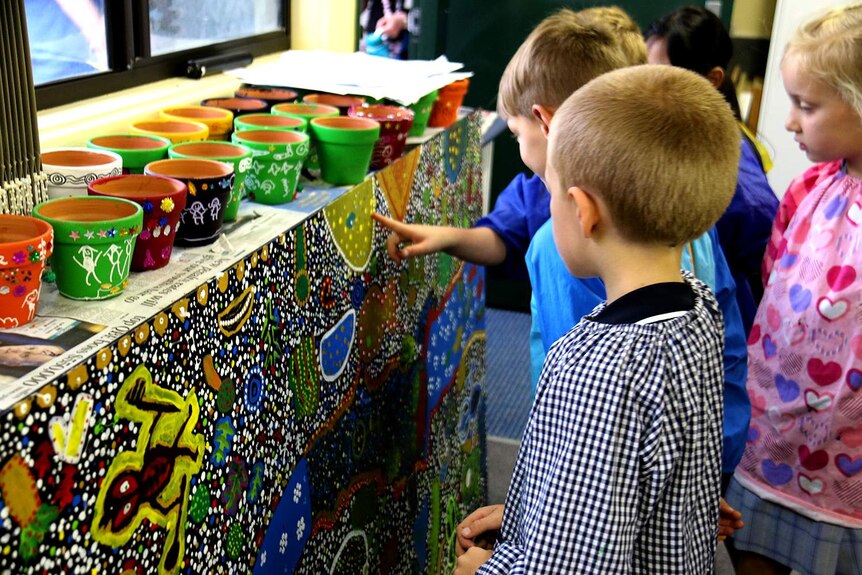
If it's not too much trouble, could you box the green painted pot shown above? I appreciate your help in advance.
[272,103,339,177]
[168,141,252,221]
[231,130,309,205]
[310,117,380,186]
[234,113,307,134]
[33,196,143,300]
[87,134,171,174]
[408,90,438,137]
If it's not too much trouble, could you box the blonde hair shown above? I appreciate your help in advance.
[579,6,647,66]
[497,8,630,119]
[785,3,862,118]
[549,65,739,245]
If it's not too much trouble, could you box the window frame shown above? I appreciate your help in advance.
[33,0,291,110]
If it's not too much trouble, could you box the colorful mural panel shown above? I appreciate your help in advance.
[0,113,486,573]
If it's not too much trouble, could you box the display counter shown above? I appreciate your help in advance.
[0,111,487,574]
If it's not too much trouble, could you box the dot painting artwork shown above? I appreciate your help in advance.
[0,113,486,574]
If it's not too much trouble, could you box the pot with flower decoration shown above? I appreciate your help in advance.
[0,215,53,327]
[88,174,187,271]
[33,196,143,300]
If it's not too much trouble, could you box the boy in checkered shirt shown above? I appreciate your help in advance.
[459,66,740,574]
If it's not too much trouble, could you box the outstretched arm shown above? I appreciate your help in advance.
[372,213,507,265]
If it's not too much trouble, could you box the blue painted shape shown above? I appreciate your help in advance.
[253,458,311,574]
[319,309,355,382]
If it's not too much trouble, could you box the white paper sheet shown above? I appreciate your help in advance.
[228,50,473,105]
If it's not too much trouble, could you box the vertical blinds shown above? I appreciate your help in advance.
[0,0,47,215]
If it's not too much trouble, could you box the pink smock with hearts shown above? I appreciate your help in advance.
[736,165,862,527]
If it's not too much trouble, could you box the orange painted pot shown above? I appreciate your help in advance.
[303,93,366,115]
[0,215,53,327]
[428,78,470,128]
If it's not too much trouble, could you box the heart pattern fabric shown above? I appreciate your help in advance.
[738,167,862,522]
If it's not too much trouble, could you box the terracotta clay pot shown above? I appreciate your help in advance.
[87,134,171,174]
[231,130,309,204]
[234,113,307,133]
[309,117,380,185]
[144,158,234,246]
[33,196,143,300]
[168,141,253,221]
[201,97,269,116]
[130,119,209,144]
[235,85,298,110]
[0,215,54,327]
[302,93,366,115]
[348,104,415,169]
[160,105,234,141]
[41,147,123,199]
[428,78,470,128]
[88,174,188,271]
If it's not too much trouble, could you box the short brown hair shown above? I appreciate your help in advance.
[549,65,739,246]
[580,6,647,66]
[785,3,862,118]
[498,8,630,119]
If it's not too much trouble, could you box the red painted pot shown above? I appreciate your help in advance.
[348,104,415,169]
[88,174,188,271]
[0,215,53,327]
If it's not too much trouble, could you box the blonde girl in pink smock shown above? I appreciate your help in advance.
[726,4,862,575]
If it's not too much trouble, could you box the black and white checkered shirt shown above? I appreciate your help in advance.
[478,275,724,574]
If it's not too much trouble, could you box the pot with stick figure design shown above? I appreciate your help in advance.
[144,158,234,246]
[32,196,142,300]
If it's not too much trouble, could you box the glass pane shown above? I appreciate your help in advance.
[25,0,109,85]
[149,0,283,56]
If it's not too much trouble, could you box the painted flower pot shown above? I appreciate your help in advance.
[87,134,171,174]
[130,119,209,144]
[235,85,298,110]
[302,93,366,115]
[272,103,339,177]
[408,89,438,137]
[160,105,234,141]
[428,79,470,128]
[88,175,187,271]
[168,141,252,221]
[234,113,307,134]
[310,117,380,185]
[0,215,53,327]
[41,147,123,199]
[33,196,142,300]
[201,97,269,116]
[144,159,234,247]
[231,130,309,205]
[348,104,415,169]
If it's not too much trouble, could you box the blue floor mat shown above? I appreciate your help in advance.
[484,308,532,440]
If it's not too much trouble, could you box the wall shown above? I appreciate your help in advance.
[290,0,357,52]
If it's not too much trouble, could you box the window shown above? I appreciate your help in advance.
[25,0,109,85]
[149,0,283,56]
[27,0,289,110]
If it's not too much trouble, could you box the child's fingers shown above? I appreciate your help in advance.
[371,212,409,236]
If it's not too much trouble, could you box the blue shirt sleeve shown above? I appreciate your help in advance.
[707,228,750,474]
[715,139,779,333]
[475,173,551,279]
